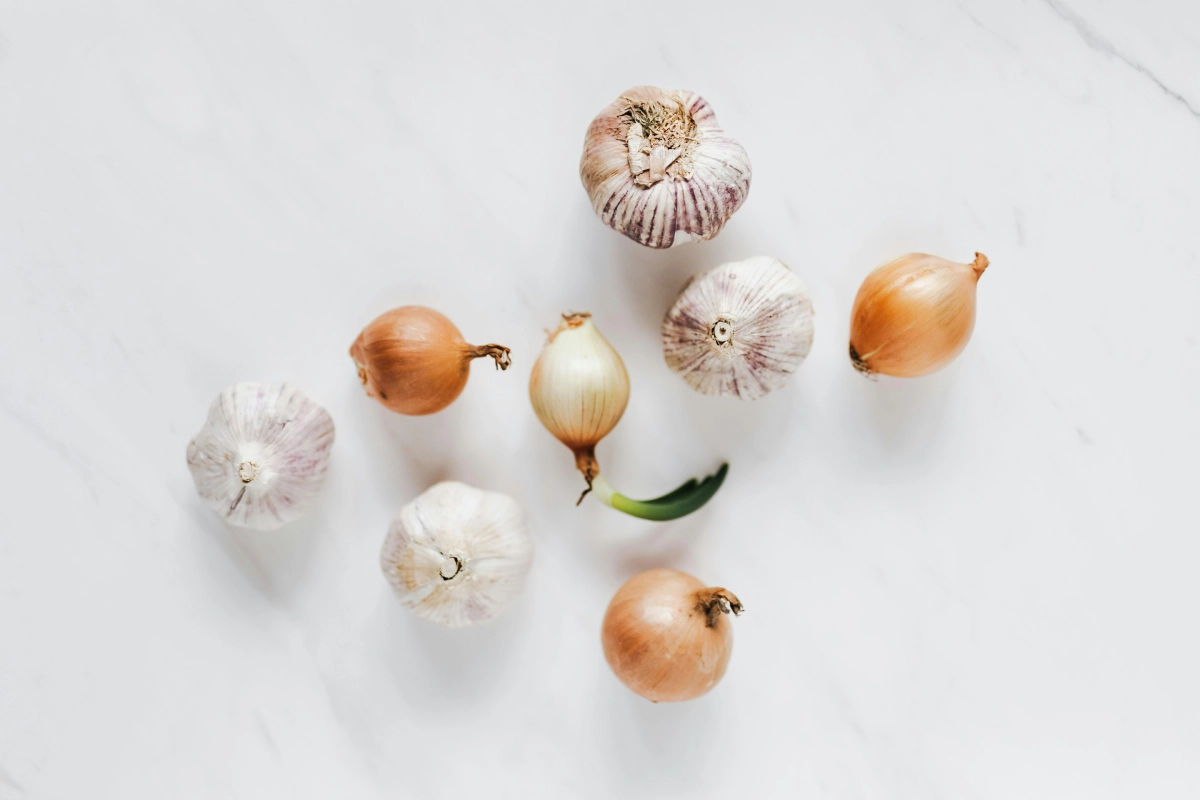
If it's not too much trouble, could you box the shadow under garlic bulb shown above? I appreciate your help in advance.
[580,86,751,248]
[849,252,989,377]
[601,568,742,702]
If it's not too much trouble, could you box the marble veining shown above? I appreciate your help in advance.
[1044,0,1200,119]
[1,0,1198,798]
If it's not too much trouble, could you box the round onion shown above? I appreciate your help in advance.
[601,567,742,702]
[349,305,511,415]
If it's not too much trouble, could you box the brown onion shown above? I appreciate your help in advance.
[350,306,511,415]
[601,567,742,702]
[849,252,989,377]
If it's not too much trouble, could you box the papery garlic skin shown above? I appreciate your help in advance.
[380,482,533,627]
[849,252,988,378]
[186,382,335,530]
[662,257,814,399]
[529,313,630,481]
[581,86,751,248]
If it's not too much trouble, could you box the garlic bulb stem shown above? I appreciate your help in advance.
[439,554,463,581]
[237,461,258,483]
[711,320,733,345]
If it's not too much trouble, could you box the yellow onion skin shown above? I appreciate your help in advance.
[350,306,510,415]
[601,568,741,703]
[849,252,989,377]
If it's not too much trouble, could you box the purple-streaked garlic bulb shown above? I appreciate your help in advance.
[662,257,814,400]
[580,86,751,249]
[186,381,335,530]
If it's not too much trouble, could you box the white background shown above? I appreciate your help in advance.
[1,1,1198,797]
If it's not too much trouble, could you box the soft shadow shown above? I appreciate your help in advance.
[350,383,461,506]
[605,234,753,342]
[188,495,326,606]
[834,361,958,463]
[366,586,532,710]
[611,545,699,582]
[681,385,810,468]
[590,672,730,795]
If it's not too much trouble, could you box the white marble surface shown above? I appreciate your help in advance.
[2,0,1198,797]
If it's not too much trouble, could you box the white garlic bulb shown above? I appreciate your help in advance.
[380,481,534,627]
[186,382,335,530]
[662,257,815,400]
[580,86,751,248]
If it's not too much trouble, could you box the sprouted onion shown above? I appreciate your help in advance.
[601,568,742,702]
[849,252,989,377]
[350,305,511,415]
[528,313,727,521]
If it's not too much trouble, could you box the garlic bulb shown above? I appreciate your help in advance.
[186,382,335,530]
[580,86,751,248]
[380,481,533,627]
[849,252,989,377]
[662,256,815,399]
[530,312,728,520]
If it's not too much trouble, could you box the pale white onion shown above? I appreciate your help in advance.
[528,313,629,483]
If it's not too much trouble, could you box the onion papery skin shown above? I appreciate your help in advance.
[849,252,988,378]
[350,305,510,415]
[528,313,629,483]
[601,568,740,702]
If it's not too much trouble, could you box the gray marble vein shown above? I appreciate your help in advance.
[1044,0,1200,120]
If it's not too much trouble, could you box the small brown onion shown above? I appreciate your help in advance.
[849,252,989,377]
[601,568,742,702]
[350,306,511,415]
